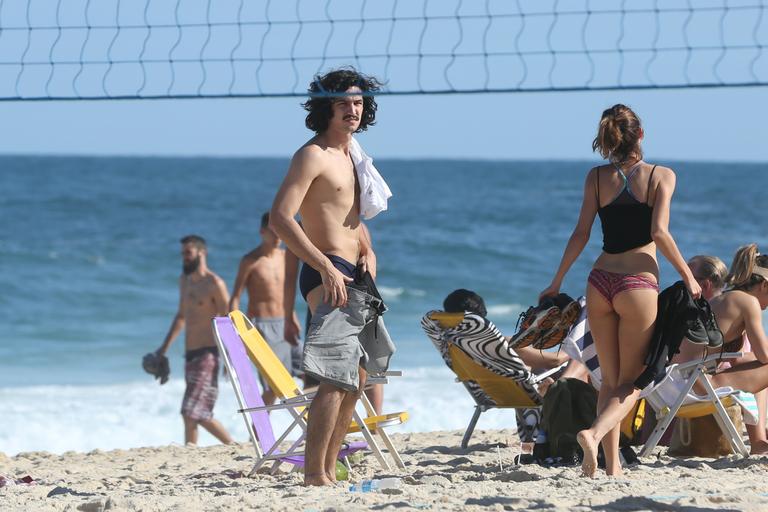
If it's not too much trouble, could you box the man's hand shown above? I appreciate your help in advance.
[359,251,377,280]
[538,376,555,395]
[284,316,301,346]
[538,283,560,304]
[322,265,353,307]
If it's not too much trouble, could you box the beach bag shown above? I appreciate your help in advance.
[668,402,744,457]
[540,378,598,461]
[619,399,647,447]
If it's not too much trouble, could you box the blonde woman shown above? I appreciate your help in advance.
[540,104,700,477]
[696,245,768,454]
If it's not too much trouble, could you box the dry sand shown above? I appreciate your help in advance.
[3,428,768,511]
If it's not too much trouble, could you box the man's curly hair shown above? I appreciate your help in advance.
[303,67,382,134]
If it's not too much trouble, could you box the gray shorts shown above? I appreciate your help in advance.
[252,317,291,391]
[303,286,395,392]
[290,341,304,377]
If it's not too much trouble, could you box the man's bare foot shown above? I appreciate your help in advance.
[304,473,333,486]
[750,440,768,455]
[326,470,337,483]
[577,430,598,478]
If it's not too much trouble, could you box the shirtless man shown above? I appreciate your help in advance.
[284,222,384,411]
[230,212,299,405]
[270,68,391,486]
[156,235,233,445]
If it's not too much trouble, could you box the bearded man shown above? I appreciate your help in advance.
[155,235,233,445]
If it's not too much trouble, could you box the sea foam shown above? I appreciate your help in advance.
[0,366,518,455]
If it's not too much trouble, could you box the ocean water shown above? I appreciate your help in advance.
[1,156,766,455]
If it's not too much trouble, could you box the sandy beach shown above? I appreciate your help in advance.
[4,428,768,511]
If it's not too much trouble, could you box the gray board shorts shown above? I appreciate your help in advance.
[302,286,395,392]
[252,317,292,391]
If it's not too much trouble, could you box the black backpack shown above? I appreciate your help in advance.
[540,378,598,461]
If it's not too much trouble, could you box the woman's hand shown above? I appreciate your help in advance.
[683,275,702,299]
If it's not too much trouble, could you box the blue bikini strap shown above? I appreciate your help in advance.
[612,161,642,199]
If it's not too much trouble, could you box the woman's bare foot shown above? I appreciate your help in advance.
[304,473,333,486]
[605,465,623,477]
[750,440,768,455]
[326,470,337,483]
[577,430,599,478]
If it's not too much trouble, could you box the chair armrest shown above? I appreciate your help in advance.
[531,362,568,384]
[239,399,312,414]
[675,352,743,373]
[283,392,316,403]
[365,370,402,386]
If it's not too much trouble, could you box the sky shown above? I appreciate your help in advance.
[0,0,765,162]
[0,86,766,162]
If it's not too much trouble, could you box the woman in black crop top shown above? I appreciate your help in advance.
[539,104,701,477]
[676,246,768,454]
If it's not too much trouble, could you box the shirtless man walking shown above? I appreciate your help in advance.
[270,68,392,486]
[156,235,233,445]
[229,212,299,405]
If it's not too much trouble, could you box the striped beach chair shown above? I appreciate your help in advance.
[421,310,564,449]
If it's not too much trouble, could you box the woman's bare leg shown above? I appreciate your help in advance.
[579,284,620,477]
[712,360,768,394]
[746,388,768,454]
[711,363,768,454]
[578,286,656,477]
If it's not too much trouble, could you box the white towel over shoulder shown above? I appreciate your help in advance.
[350,137,392,219]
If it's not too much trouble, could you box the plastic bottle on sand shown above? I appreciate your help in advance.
[349,477,400,492]
[335,461,349,481]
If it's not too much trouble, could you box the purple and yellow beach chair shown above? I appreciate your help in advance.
[219,311,408,472]
[212,316,367,475]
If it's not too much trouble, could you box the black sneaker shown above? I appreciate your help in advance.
[696,298,724,348]
[686,317,710,345]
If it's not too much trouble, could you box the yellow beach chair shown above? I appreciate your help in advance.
[422,310,563,448]
[228,310,408,471]
[639,352,750,458]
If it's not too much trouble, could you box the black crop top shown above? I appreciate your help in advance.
[597,163,656,255]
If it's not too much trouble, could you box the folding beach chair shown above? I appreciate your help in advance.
[421,310,564,449]
[639,353,751,458]
[563,298,751,458]
[227,310,409,471]
[212,316,367,475]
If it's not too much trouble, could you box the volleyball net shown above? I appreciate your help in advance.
[0,0,766,101]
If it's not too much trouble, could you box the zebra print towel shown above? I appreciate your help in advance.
[421,311,541,402]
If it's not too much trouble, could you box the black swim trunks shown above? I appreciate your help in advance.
[299,254,356,300]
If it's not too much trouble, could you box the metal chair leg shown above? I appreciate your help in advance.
[461,406,483,449]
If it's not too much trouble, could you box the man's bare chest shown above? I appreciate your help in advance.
[248,259,283,286]
[313,165,359,207]
[184,281,213,311]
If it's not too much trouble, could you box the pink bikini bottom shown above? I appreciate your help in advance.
[588,268,659,303]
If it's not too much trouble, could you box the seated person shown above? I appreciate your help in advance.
[443,289,570,374]
[674,249,768,454]
[441,289,571,448]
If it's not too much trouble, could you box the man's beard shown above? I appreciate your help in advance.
[182,256,200,275]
